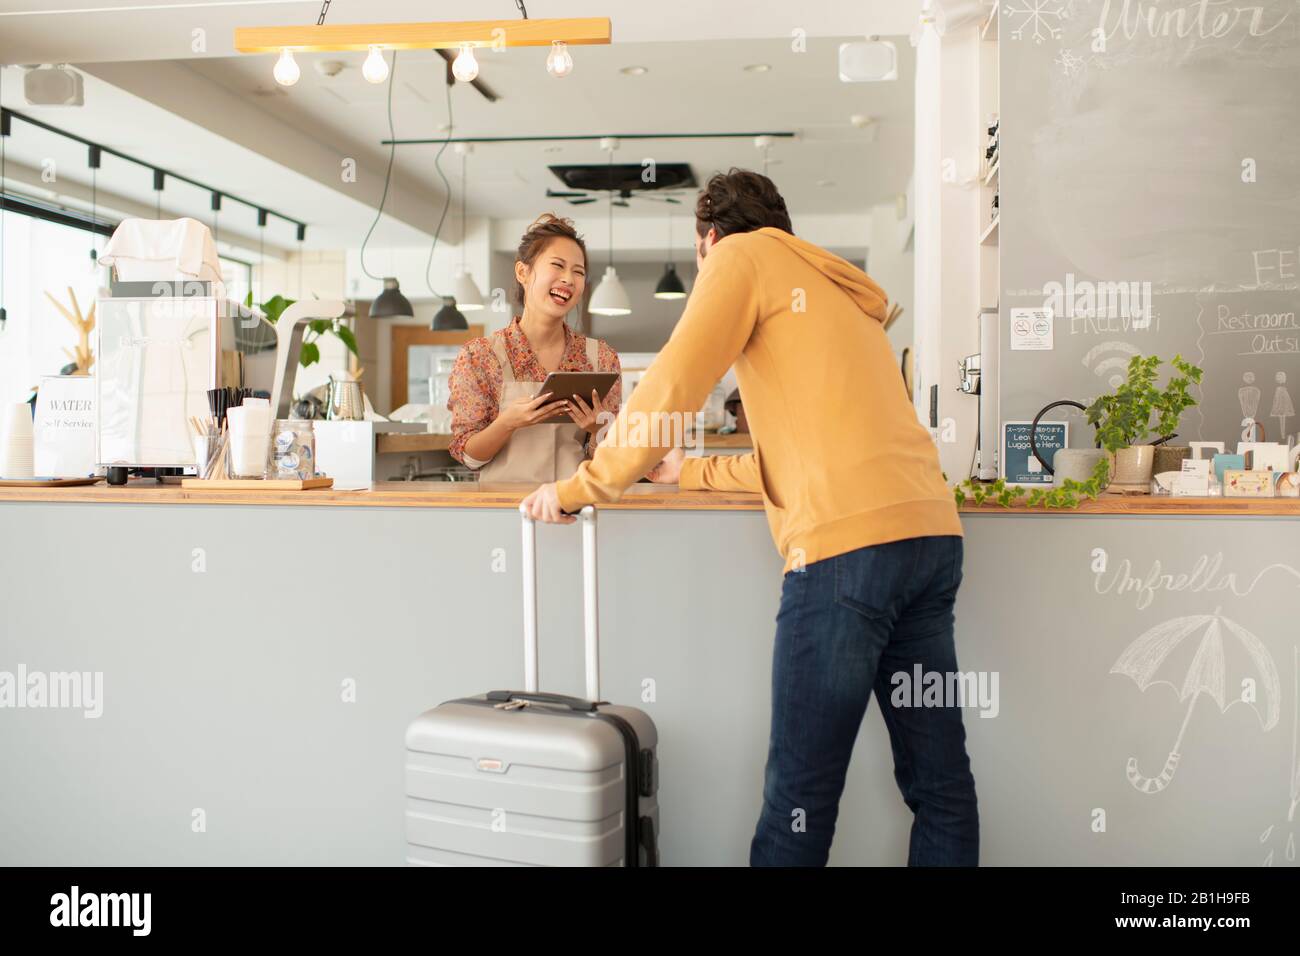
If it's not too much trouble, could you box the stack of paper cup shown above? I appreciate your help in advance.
[226,398,272,479]
[1,403,36,479]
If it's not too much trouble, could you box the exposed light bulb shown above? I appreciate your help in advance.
[362,45,389,84]
[546,40,574,78]
[452,44,479,83]
[273,48,300,86]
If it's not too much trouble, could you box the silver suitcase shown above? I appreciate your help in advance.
[405,506,660,867]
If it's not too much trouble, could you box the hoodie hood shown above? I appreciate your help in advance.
[750,227,889,324]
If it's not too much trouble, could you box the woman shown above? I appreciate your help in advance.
[448,213,622,482]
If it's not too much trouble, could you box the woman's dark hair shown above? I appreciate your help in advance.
[695,168,793,240]
[514,213,587,307]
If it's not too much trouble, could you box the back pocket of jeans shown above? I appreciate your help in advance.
[833,548,902,622]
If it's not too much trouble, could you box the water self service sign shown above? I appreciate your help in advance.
[1003,421,1067,485]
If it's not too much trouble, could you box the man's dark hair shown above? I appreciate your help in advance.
[694,168,793,240]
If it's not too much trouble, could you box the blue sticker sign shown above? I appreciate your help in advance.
[1003,421,1068,485]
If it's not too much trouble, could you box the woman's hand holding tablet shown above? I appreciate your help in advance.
[533,371,620,425]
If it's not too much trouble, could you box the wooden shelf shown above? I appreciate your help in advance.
[961,496,1300,516]
[375,431,755,455]
[0,480,762,511]
[980,216,1000,245]
[377,432,452,454]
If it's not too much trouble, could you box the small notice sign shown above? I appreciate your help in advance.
[1010,308,1054,351]
[1003,420,1067,485]
[34,375,98,477]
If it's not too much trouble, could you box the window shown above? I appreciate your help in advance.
[0,208,257,405]
[0,209,102,404]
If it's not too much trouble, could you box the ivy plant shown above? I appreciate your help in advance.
[1084,354,1203,453]
[953,456,1111,510]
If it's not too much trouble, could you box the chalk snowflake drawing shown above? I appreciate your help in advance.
[1110,609,1280,794]
[1003,0,1068,44]
[1259,648,1299,867]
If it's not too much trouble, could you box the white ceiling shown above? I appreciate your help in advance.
[185,36,915,219]
[0,1,922,62]
[0,1,919,254]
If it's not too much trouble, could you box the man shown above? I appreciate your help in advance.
[522,169,978,867]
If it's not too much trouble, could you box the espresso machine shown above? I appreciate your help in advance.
[94,218,274,484]
[95,283,273,484]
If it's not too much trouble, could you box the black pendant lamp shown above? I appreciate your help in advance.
[432,295,468,330]
[654,264,686,300]
[653,206,686,300]
[359,51,413,320]
[372,277,415,319]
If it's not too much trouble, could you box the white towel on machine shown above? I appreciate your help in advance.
[98,217,223,283]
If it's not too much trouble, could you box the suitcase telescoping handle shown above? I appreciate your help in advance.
[519,504,599,702]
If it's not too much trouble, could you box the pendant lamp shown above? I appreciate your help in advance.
[589,141,631,316]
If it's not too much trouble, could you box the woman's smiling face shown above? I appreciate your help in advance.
[517,237,586,320]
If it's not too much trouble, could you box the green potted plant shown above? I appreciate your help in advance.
[1150,357,1202,475]
[244,292,359,368]
[1084,354,1203,493]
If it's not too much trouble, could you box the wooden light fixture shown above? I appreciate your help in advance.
[234,17,611,54]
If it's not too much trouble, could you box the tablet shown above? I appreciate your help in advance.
[534,371,620,424]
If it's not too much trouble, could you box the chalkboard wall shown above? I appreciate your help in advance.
[1001,0,1300,452]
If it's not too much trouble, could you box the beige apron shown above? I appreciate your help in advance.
[479,335,598,483]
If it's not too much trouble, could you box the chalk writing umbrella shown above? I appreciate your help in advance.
[1110,608,1280,794]
[1260,647,1299,867]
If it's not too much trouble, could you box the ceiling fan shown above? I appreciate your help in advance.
[546,188,685,208]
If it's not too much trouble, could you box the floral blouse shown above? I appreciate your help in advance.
[448,317,622,465]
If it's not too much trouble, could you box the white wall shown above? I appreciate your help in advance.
[253,249,351,400]
[913,16,981,483]
[868,199,915,357]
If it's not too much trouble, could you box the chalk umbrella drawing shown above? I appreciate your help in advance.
[1259,647,1299,867]
[1111,609,1280,794]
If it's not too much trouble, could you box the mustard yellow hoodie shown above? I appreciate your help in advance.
[556,226,961,572]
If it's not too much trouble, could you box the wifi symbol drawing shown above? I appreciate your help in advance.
[1083,341,1141,388]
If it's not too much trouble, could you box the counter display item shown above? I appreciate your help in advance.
[272,420,316,480]
[1223,469,1275,497]
[226,400,272,479]
[0,403,36,479]
[1276,473,1300,497]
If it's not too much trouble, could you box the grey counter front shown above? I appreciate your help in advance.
[1,483,1297,866]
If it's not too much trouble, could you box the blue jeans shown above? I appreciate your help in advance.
[749,535,979,866]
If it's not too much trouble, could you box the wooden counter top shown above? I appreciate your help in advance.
[960,496,1300,516]
[0,480,763,511]
[375,431,755,454]
[4,480,1297,516]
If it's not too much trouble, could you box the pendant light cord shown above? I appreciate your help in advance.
[423,75,455,298]
[460,149,467,271]
[607,149,615,272]
[358,49,397,281]
[1,69,7,330]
